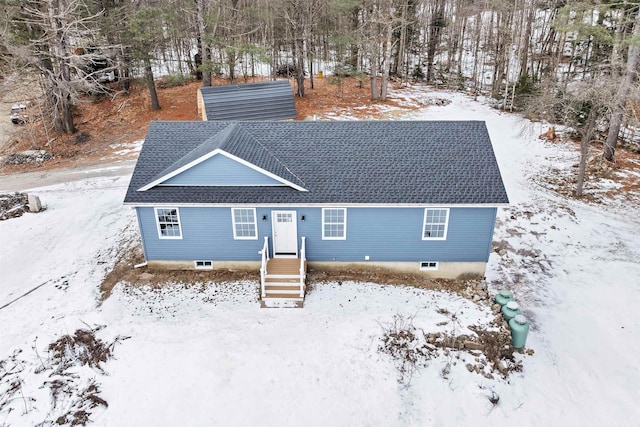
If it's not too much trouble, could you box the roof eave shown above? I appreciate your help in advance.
[123,202,510,208]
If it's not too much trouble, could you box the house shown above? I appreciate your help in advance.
[124,120,509,307]
[196,80,297,121]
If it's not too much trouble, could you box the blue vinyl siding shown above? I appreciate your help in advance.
[161,154,283,186]
[137,206,498,263]
[136,208,149,261]
[298,207,496,262]
[138,207,263,261]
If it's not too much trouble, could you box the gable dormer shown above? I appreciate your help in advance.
[138,123,307,192]
[159,152,287,186]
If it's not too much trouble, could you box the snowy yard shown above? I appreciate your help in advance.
[1,88,639,426]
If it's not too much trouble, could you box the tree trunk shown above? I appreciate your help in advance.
[308,37,314,90]
[228,49,236,82]
[393,0,408,77]
[62,94,75,134]
[576,107,597,197]
[294,38,305,97]
[456,13,468,77]
[492,7,514,97]
[144,59,161,111]
[426,0,445,83]
[47,0,76,134]
[519,2,535,78]
[117,38,132,95]
[603,10,640,162]
[197,0,211,86]
[380,19,393,101]
[471,15,482,95]
[446,1,461,73]
[347,7,360,68]
[121,65,131,95]
[371,53,379,101]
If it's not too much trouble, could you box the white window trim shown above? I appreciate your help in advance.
[420,261,439,271]
[194,260,213,270]
[422,208,449,241]
[231,207,258,240]
[154,207,183,240]
[322,208,347,240]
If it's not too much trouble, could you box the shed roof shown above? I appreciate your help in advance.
[199,80,297,121]
[124,120,509,206]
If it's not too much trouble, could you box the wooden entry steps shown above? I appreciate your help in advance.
[260,258,306,308]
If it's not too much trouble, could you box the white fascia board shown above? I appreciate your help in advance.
[125,202,509,208]
[137,149,307,192]
[156,183,288,187]
[138,149,224,191]
[218,151,307,192]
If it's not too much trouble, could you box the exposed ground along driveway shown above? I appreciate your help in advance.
[0,160,136,192]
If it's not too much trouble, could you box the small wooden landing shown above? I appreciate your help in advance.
[266,258,306,275]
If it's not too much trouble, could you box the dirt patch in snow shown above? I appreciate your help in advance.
[0,327,126,426]
[99,241,258,300]
[0,79,201,174]
[0,192,29,220]
[378,312,527,385]
[306,269,470,294]
[295,76,418,120]
[536,137,640,205]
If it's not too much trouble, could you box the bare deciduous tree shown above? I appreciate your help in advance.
[4,0,109,133]
[604,7,640,162]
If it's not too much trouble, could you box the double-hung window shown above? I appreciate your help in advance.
[155,208,182,239]
[422,208,449,240]
[232,208,257,240]
[322,208,347,240]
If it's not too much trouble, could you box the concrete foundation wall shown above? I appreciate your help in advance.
[308,261,486,279]
[147,260,261,271]
[147,259,485,280]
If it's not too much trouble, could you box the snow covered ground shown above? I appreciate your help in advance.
[1,88,639,426]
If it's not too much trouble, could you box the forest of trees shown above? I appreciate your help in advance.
[1,0,639,178]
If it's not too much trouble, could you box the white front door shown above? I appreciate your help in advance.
[272,210,298,257]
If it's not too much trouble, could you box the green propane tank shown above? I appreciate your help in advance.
[509,314,530,349]
[494,289,513,306]
[501,301,522,322]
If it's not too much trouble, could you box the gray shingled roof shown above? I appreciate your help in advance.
[200,80,297,121]
[124,120,509,205]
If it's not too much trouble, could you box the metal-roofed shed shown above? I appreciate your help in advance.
[197,80,297,121]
